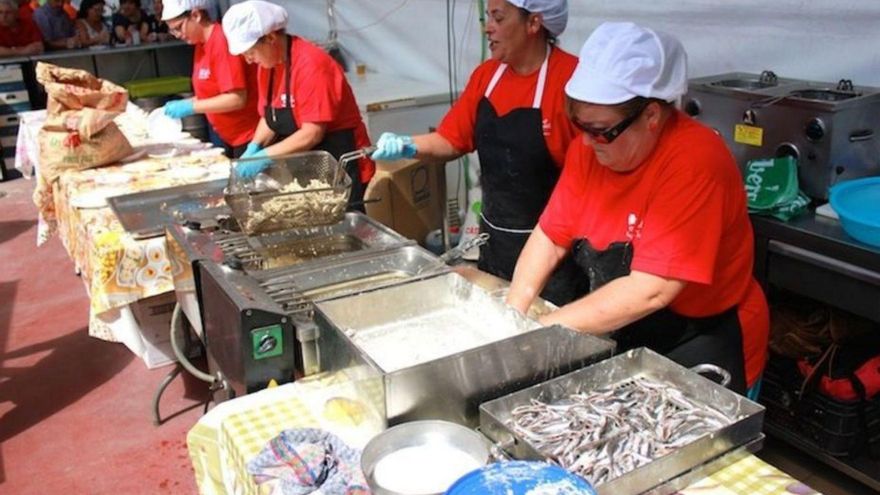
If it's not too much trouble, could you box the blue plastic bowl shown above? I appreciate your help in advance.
[829,177,880,248]
[445,461,596,495]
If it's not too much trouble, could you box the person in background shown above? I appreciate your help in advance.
[76,0,110,47]
[62,0,76,20]
[162,0,260,157]
[0,0,43,56]
[17,0,35,22]
[370,0,582,305]
[33,0,78,49]
[221,0,373,210]
[112,0,149,44]
[506,22,769,396]
[145,0,171,42]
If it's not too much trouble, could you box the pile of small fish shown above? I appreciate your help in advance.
[508,376,730,486]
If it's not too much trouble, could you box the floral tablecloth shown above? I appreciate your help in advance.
[51,156,229,340]
[19,103,232,340]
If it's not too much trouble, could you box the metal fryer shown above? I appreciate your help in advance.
[315,272,616,426]
[479,348,765,495]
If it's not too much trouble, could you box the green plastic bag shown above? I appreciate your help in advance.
[768,191,811,221]
[743,156,800,211]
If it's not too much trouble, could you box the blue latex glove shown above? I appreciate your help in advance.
[241,142,262,158]
[235,149,272,179]
[164,99,195,119]
[371,132,417,160]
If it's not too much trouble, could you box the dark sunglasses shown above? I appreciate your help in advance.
[573,100,650,144]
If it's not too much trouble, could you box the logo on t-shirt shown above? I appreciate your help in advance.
[542,118,552,136]
[626,212,644,241]
[278,94,294,107]
[198,68,211,80]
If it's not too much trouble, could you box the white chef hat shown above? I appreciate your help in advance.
[507,0,568,37]
[222,0,289,56]
[161,0,211,21]
[565,22,688,105]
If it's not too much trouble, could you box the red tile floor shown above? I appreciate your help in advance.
[0,176,208,494]
[1,174,876,495]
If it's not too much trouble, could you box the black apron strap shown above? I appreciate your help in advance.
[266,35,296,136]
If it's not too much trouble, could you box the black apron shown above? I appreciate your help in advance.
[266,36,366,211]
[571,237,748,394]
[474,47,585,305]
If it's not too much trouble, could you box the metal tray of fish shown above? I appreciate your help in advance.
[255,245,448,302]
[108,179,227,239]
[479,348,764,495]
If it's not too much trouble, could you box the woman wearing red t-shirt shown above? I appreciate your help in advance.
[0,0,43,56]
[370,0,582,304]
[507,22,770,396]
[161,0,260,158]
[221,0,373,211]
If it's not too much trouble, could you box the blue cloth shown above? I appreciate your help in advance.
[247,428,369,495]
[371,132,417,161]
[235,149,271,179]
[164,99,195,119]
[33,5,75,42]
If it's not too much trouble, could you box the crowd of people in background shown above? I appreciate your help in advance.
[0,0,193,54]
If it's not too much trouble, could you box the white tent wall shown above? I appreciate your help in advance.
[262,0,880,89]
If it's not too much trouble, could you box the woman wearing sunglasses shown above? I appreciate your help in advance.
[370,0,583,305]
[161,0,260,158]
[507,22,769,397]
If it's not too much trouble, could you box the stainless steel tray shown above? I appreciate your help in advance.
[479,348,765,495]
[108,179,227,239]
[256,245,448,302]
[315,272,616,426]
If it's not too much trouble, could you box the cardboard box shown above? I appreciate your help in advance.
[103,291,182,369]
[365,158,444,243]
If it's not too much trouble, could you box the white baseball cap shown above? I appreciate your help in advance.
[161,0,210,21]
[507,0,568,37]
[222,0,289,56]
[565,22,688,105]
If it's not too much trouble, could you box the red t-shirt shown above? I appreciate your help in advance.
[257,36,373,183]
[540,111,769,386]
[192,25,259,147]
[0,17,42,48]
[436,45,579,168]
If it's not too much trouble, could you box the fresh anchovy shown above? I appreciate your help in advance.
[507,376,730,486]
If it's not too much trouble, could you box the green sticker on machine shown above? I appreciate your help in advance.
[251,325,283,360]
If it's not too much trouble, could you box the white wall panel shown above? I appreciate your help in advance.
[251,0,880,88]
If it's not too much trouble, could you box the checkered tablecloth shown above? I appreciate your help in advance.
[678,454,820,495]
[190,379,818,495]
[219,395,319,495]
[189,374,385,495]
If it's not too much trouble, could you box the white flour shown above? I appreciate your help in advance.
[372,444,482,494]
[352,307,520,372]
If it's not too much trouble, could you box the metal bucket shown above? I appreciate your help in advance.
[361,420,490,495]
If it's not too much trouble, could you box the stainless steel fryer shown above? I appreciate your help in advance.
[479,347,765,495]
[216,212,411,271]
[315,272,616,426]
[255,245,448,302]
